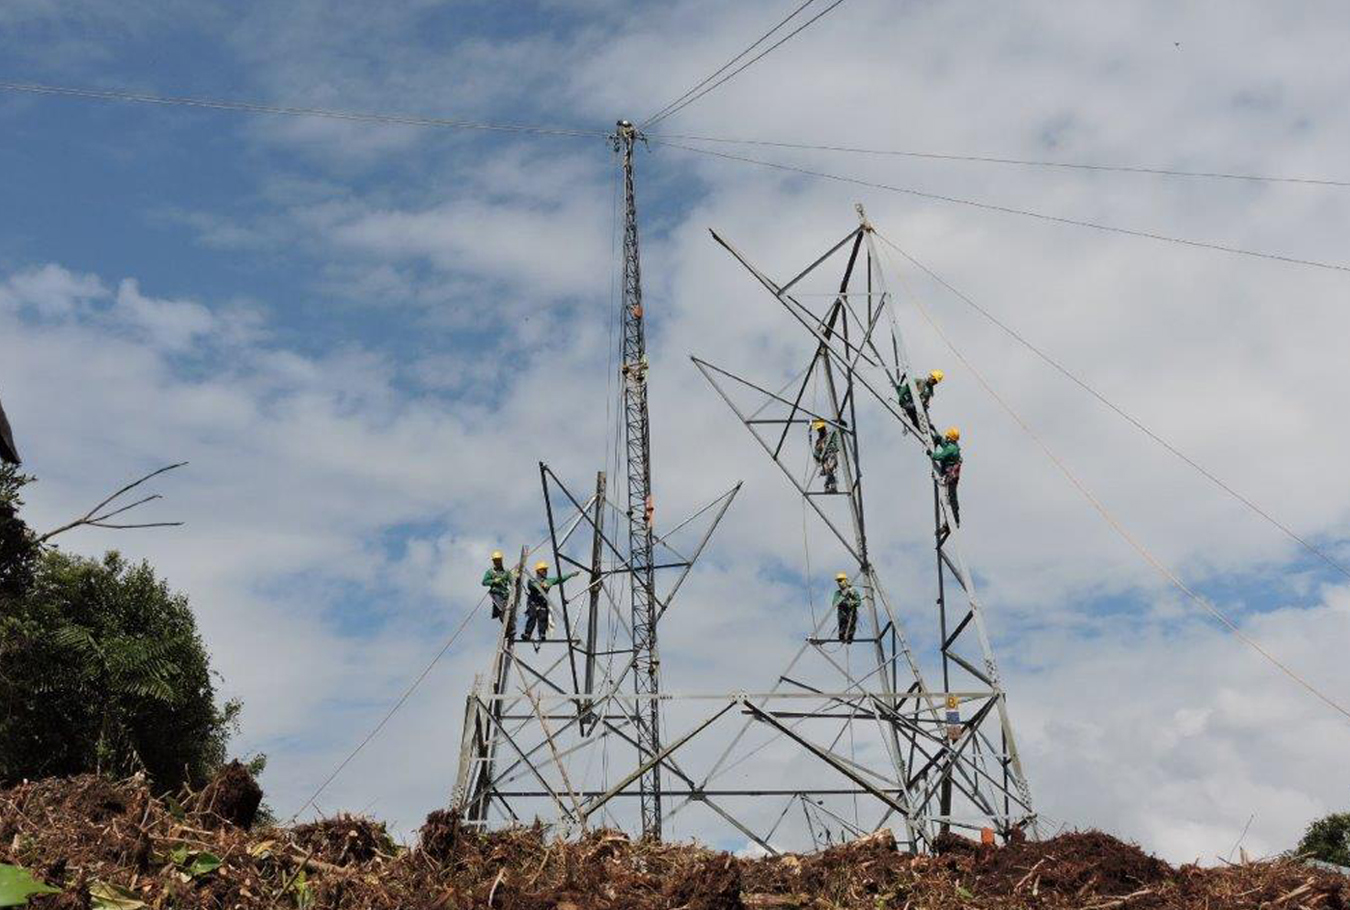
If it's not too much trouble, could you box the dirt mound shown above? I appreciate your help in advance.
[417,808,461,861]
[936,829,1173,897]
[196,760,263,830]
[292,814,392,866]
[1,776,1346,909]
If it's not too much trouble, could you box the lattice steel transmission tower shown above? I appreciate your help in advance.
[615,119,663,839]
[451,127,1036,848]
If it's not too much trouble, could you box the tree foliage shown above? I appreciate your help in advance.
[1298,813,1350,867]
[0,466,38,600]
[0,487,237,790]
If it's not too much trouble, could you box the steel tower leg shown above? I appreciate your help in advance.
[615,119,662,839]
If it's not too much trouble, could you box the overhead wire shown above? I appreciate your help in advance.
[641,0,821,128]
[648,138,1350,275]
[871,229,1350,585]
[646,132,1350,188]
[871,235,1350,724]
[288,588,490,822]
[0,81,609,139]
[642,0,845,129]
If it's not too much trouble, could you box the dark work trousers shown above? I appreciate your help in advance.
[522,599,549,643]
[944,467,961,526]
[490,590,508,620]
[821,452,838,493]
[837,603,858,643]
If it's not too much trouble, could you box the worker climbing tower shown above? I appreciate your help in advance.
[615,119,664,839]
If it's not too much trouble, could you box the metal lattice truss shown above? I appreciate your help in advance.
[453,207,1036,852]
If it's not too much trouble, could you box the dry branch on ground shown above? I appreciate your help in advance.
[0,773,1344,909]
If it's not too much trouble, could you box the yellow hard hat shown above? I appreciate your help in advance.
[535,561,548,572]
[491,550,503,561]
[835,572,849,582]
[929,369,945,383]
[944,426,960,441]
[811,419,826,430]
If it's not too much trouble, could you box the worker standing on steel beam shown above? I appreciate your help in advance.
[523,561,578,649]
[811,419,840,493]
[931,426,963,527]
[481,551,513,623]
[896,368,943,431]
[833,572,861,643]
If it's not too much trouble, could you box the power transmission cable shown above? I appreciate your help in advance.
[641,0,821,128]
[871,229,1350,585]
[642,0,845,129]
[649,138,1350,274]
[0,81,608,138]
[871,237,1350,724]
[647,132,1350,188]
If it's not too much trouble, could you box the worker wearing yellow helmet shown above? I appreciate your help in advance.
[810,417,842,493]
[931,426,963,527]
[482,550,513,623]
[522,559,579,648]
[896,368,945,430]
[832,571,861,643]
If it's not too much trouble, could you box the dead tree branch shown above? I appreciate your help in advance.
[38,462,188,543]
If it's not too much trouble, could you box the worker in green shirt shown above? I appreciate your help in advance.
[523,561,579,646]
[833,572,861,643]
[482,550,513,623]
[896,368,943,431]
[811,419,841,493]
[931,426,963,527]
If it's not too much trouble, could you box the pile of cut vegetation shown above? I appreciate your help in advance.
[1,772,1344,909]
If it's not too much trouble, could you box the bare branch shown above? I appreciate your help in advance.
[38,462,188,543]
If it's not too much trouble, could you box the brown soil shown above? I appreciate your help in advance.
[196,761,263,831]
[1,775,1344,909]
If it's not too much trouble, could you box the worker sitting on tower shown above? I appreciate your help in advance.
[896,369,943,431]
[523,561,579,647]
[833,572,861,643]
[811,419,841,493]
[931,426,963,527]
[482,551,513,623]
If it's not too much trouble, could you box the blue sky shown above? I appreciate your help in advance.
[4,0,1350,861]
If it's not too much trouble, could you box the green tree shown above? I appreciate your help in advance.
[0,465,38,599]
[1298,813,1350,866]
[0,546,238,790]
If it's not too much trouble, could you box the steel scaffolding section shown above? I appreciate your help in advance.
[614,119,664,839]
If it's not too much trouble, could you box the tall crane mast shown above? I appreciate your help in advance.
[614,119,662,839]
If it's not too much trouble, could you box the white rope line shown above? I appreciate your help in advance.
[872,233,1350,724]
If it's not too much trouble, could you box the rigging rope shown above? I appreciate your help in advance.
[873,229,1350,586]
[870,236,1350,724]
[288,528,569,822]
[648,138,1350,275]
[643,0,845,129]
[646,132,1350,188]
[0,81,608,138]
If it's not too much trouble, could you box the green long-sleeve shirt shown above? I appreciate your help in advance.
[526,571,579,602]
[832,587,861,610]
[482,567,513,596]
[931,440,962,471]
